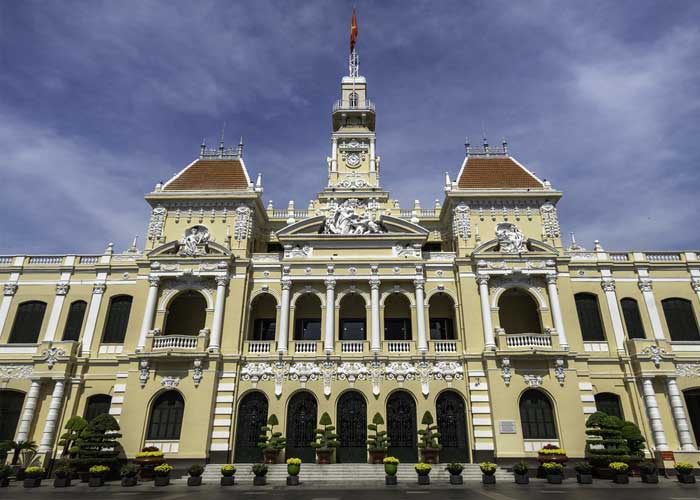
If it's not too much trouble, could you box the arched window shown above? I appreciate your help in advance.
[384,294,412,341]
[8,301,47,343]
[662,298,700,341]
[147,391,184,440]
[102,295,133,343]
[164,291,206,336]
[594,393,623,419]
[84,394,112,422]
[0,391,25,441]
[575,293,606,341]
[620,298,645,339]
[339,294,366,341]
[293,294,322,341]
[428,293,456,340]
[498,289,542,334]
[349,92,359,108]
[249,294,277,341]
[62,300,87,341]
[519,390,557,439]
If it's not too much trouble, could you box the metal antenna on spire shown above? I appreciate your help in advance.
[218,123,226,158]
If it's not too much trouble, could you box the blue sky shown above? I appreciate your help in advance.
[1,0,699,253]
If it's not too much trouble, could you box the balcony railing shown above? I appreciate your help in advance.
[293,340,318,353]
[246,341,273,354]
[333,99,375,112]
[340,341,365,353]
[432,340,458,353]
[387,340,412,353]
[153,335,198,350]
[505,333,553,349]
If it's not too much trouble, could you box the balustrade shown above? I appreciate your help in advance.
[504,333,552,349]
[387,340,412,353]
[246,341,272,354]
[340,341,365,353]
[293,340,318,353]
[432,340,458,353]
[152,335,199,350]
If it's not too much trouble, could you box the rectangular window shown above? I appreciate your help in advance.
[102,296,133,343]
[575,294,606,342]
[252,319,276,341]
[340,319,365,341]
[384,318,412,340]
[294,318,321,340]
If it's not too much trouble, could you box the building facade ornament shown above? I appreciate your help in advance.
[540,202,561,238]
[476,274,490,286]
[180,225,211,257]
[638,278,653,293]
[500,358,512,386]
[452,203,471,239]
[160,376,180,390]
[417,360,432,396]
[601,278,616,292]
[523,374,544,387]
[42,346,64,368]
[554,358,566,386]
[393,243,420,257]
[147,206,167,241]
[92,283,106,294]
[192,358,204,387]
[337,361,369,382]
[3,283,18,296]
[546,274,558,286]
[496,222,527,253]
[215,276,229,287]
[148,276,160,287]
[369,360,383,396]
[323,199,383,235]
[139,359,149,388]
[431,361,464,381]
[284,244,312,258]
[384,361,417,382]
[233,206,252,240]
[240,362,274,383]
[321,360,335,397]
[288,362,321,383]
[691,279,700,293]
[0,365,33,379]
[642,345,667,368]
[676,363,700,377]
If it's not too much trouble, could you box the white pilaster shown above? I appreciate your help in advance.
[81,282,106,355]
[16,379,42,442]
[477,275,496,350]
[43,283,70,342]
[601,278,626,352]
[209,276,228,352]
[546,274,569,350]
[369,138,376,172]
[639,278,665,340]
[0,283,18,337]
[331,138,338,172]
[136,276,160,351]
[415,278,428,352]
[324,279,336,353]
[666,377,696,451]
[641,377,669,451]
[277,278,292,353]
[39,379,65,453]
[370,277,381,352]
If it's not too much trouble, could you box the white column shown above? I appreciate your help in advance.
[477,275,496,350]
[639,279,665,340]
[38,379,65,453]
[370,277,381,352]
[136,276,160,351]
[209,276,228,352]
[415,279,428,352]
[601,279,626,352]
[641,377,669,451]
[277,278,292,353]
[666,377,696,451]
[43,283,70,342]
[80,283,106,355]
[546,274,569,350]
[331,138,338,172]
[16,379,42,442]
[0,284,18,336]
[369,138,376,172]
[324,279,336,353]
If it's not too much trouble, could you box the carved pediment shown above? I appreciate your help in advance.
[473,237,558,255]
[277,214,429,240]
[147,240,231,258]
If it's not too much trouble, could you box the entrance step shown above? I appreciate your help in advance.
[190,463,511,484]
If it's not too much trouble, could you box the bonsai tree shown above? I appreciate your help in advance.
[58,416,88,457]
[366,412,389,462]
[417,411,441,463]
[310,412,338,463]
[258,414,286,462]
[620,421,646,461]
[585,412,630,468]
[71,414,123,473]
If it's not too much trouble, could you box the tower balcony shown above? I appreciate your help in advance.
[333,99,375,112]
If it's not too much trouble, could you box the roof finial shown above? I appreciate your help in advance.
[464,136,470,156]
[570,232,577,247]
[200,138,206,157]
[481,125,489,155]
[502,137,508,154]
[218,122,226,158]
[238,136,244,157]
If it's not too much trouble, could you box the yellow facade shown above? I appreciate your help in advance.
[1,47,700,469]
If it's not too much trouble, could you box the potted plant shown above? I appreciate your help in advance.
[445,463,463,485]
[415,463,432,485]
[537,444,568,464]
[543,462,564,484]
[287,457,301,485]
[258,414,286,464]
[367,413,389,464]
[513,461,529,484]
[0,465,12,488]
[187,464,204,486]
[120,464,138,487]
[384,456,399,485]
[574,462,593,484]
[252,463,268,486]
[23,466,44,488]
[417,411,441,464]
[52,459,72,488]
[153,463,172,487]
[311,412,337,464]
[639,461,658,483]
[88,465,109,487]
[609,462,629,484]
[676,462,695,484]
[220,464,236,486]
[480,462,497,484]
[133,447,164,480]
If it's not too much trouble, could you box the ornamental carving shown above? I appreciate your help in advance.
[3,283,18,296]
[92,283,106,294]
[284,244,312,258]
[523,374,544,387]
[336,362,369,382]
[180,225,211,257]
[642,345,666,368]
[431,362,464,381]
[288,362,321,383]
[160,376,180,390]
[496,223,526,253]
[638,279,653,293]
[241,362,275,383]
[676,363,700,377]
[691,279,700,293]
[452,203,471,240]
[393,243,420,258]
[192,358,204,387]
[554,358,566,386]
[369,360,383,396]
[42,346,65,368]
[323,199,383,235]
[601,279,616,293]
[147,207,166,241]
[336,173,370,189]
[0,365,32,379]
[385,362,418,382]
[540,202,560,238]
[234,206,252,241]
[500,358,512,386]
[55,283,70,295]
[139,359,149,387]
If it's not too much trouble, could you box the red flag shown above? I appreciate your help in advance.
[350,9,358,52]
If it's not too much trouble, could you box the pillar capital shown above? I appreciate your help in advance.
[601,278,616,292]
[692,279,700,293]
[148,275,161,287]
[413,278,425,290]
[3,283,18,296]
[369,276,381,289]
[55,282,70,295]
[546,273,558,286]
[476,274,490,286]
[638,278,653,292]
[281,278,293,291]
[215,276,229,288]
[325,278,337,290]
[92,282,106,294]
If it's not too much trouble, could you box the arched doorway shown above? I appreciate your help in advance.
[164,291,207,336]
[337,391,367,463]
[387,391,417,462]
[384,294,412,340]
[519,389,557,440]
[684,389,700,447]
[293,294,322,340]
[234,391,268,463]
[339,294,366,340]
[249,293,277,341]
[0,391,25,442]
[147,391,185,441]
[286,392,317,463]
[436,391,469,462]
[498,289,541,334]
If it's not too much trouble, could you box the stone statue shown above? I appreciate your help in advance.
[496,222,526,253]
[180,225,210,256]
[323,199,383,235]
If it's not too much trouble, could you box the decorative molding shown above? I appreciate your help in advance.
[676,363,700,377]
[147,207,167,241]
[691,279,700,293]
[139,359,149,388]
[42,346,65,368]
[642,345,666,368]
[0,365,32,379]
[3,283,18,296]
[496,222,527,253]
[92,283,106,294]
[288,362,321,383]
[523,374,544,387]
[284,244,312,258]
[452,203,471,239]
[554,358,565,386]
[638,278,653,293]
[540,202,560,238]
[148,276,160,287]
[393,243,420,258]
[601,278,616,293]
[337,362,369,383]
[179,225,211,257]
[192,358,203,387]
[55,282,70,295]
[323,199,383,235]
[160,376,180,390]
[233,206,252,241]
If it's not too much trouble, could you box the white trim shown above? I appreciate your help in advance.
[161,158,199,190]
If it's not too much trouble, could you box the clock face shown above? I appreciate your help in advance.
[346,152,361,168]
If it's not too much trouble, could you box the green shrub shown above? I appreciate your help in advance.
[220,464,236,476]
[480,462,497,475]
[366,413,389,452]
[258,414,286,453]
[252,463,268,476]
[585,412,630,467]
[445,463,463,474]
[24,466,45,478]
[310,412,338,451]
[120,464,138,478]
[153,463,172,477]
[70,414,122,471]
[414,463,432,475]
[609,462,629,473]
[638,461,656,474]
[188,464,204,477]
[574,461,592,474]
[542,462,564,475]
[0,465,13,479]
[417,411,441,451]
[675,462,694,475]
[512,462,528,475]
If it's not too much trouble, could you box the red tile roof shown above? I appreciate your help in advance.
[163,159,249,191]
[457,157,543,189]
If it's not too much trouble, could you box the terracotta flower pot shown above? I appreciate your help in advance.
[420,449,439,464]
[316,449,332,464]
[369,450,387,464]
[263,449,280,464]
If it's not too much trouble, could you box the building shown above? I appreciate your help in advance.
[1,37,700,469]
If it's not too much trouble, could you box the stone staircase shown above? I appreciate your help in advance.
[191,463,511,484]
